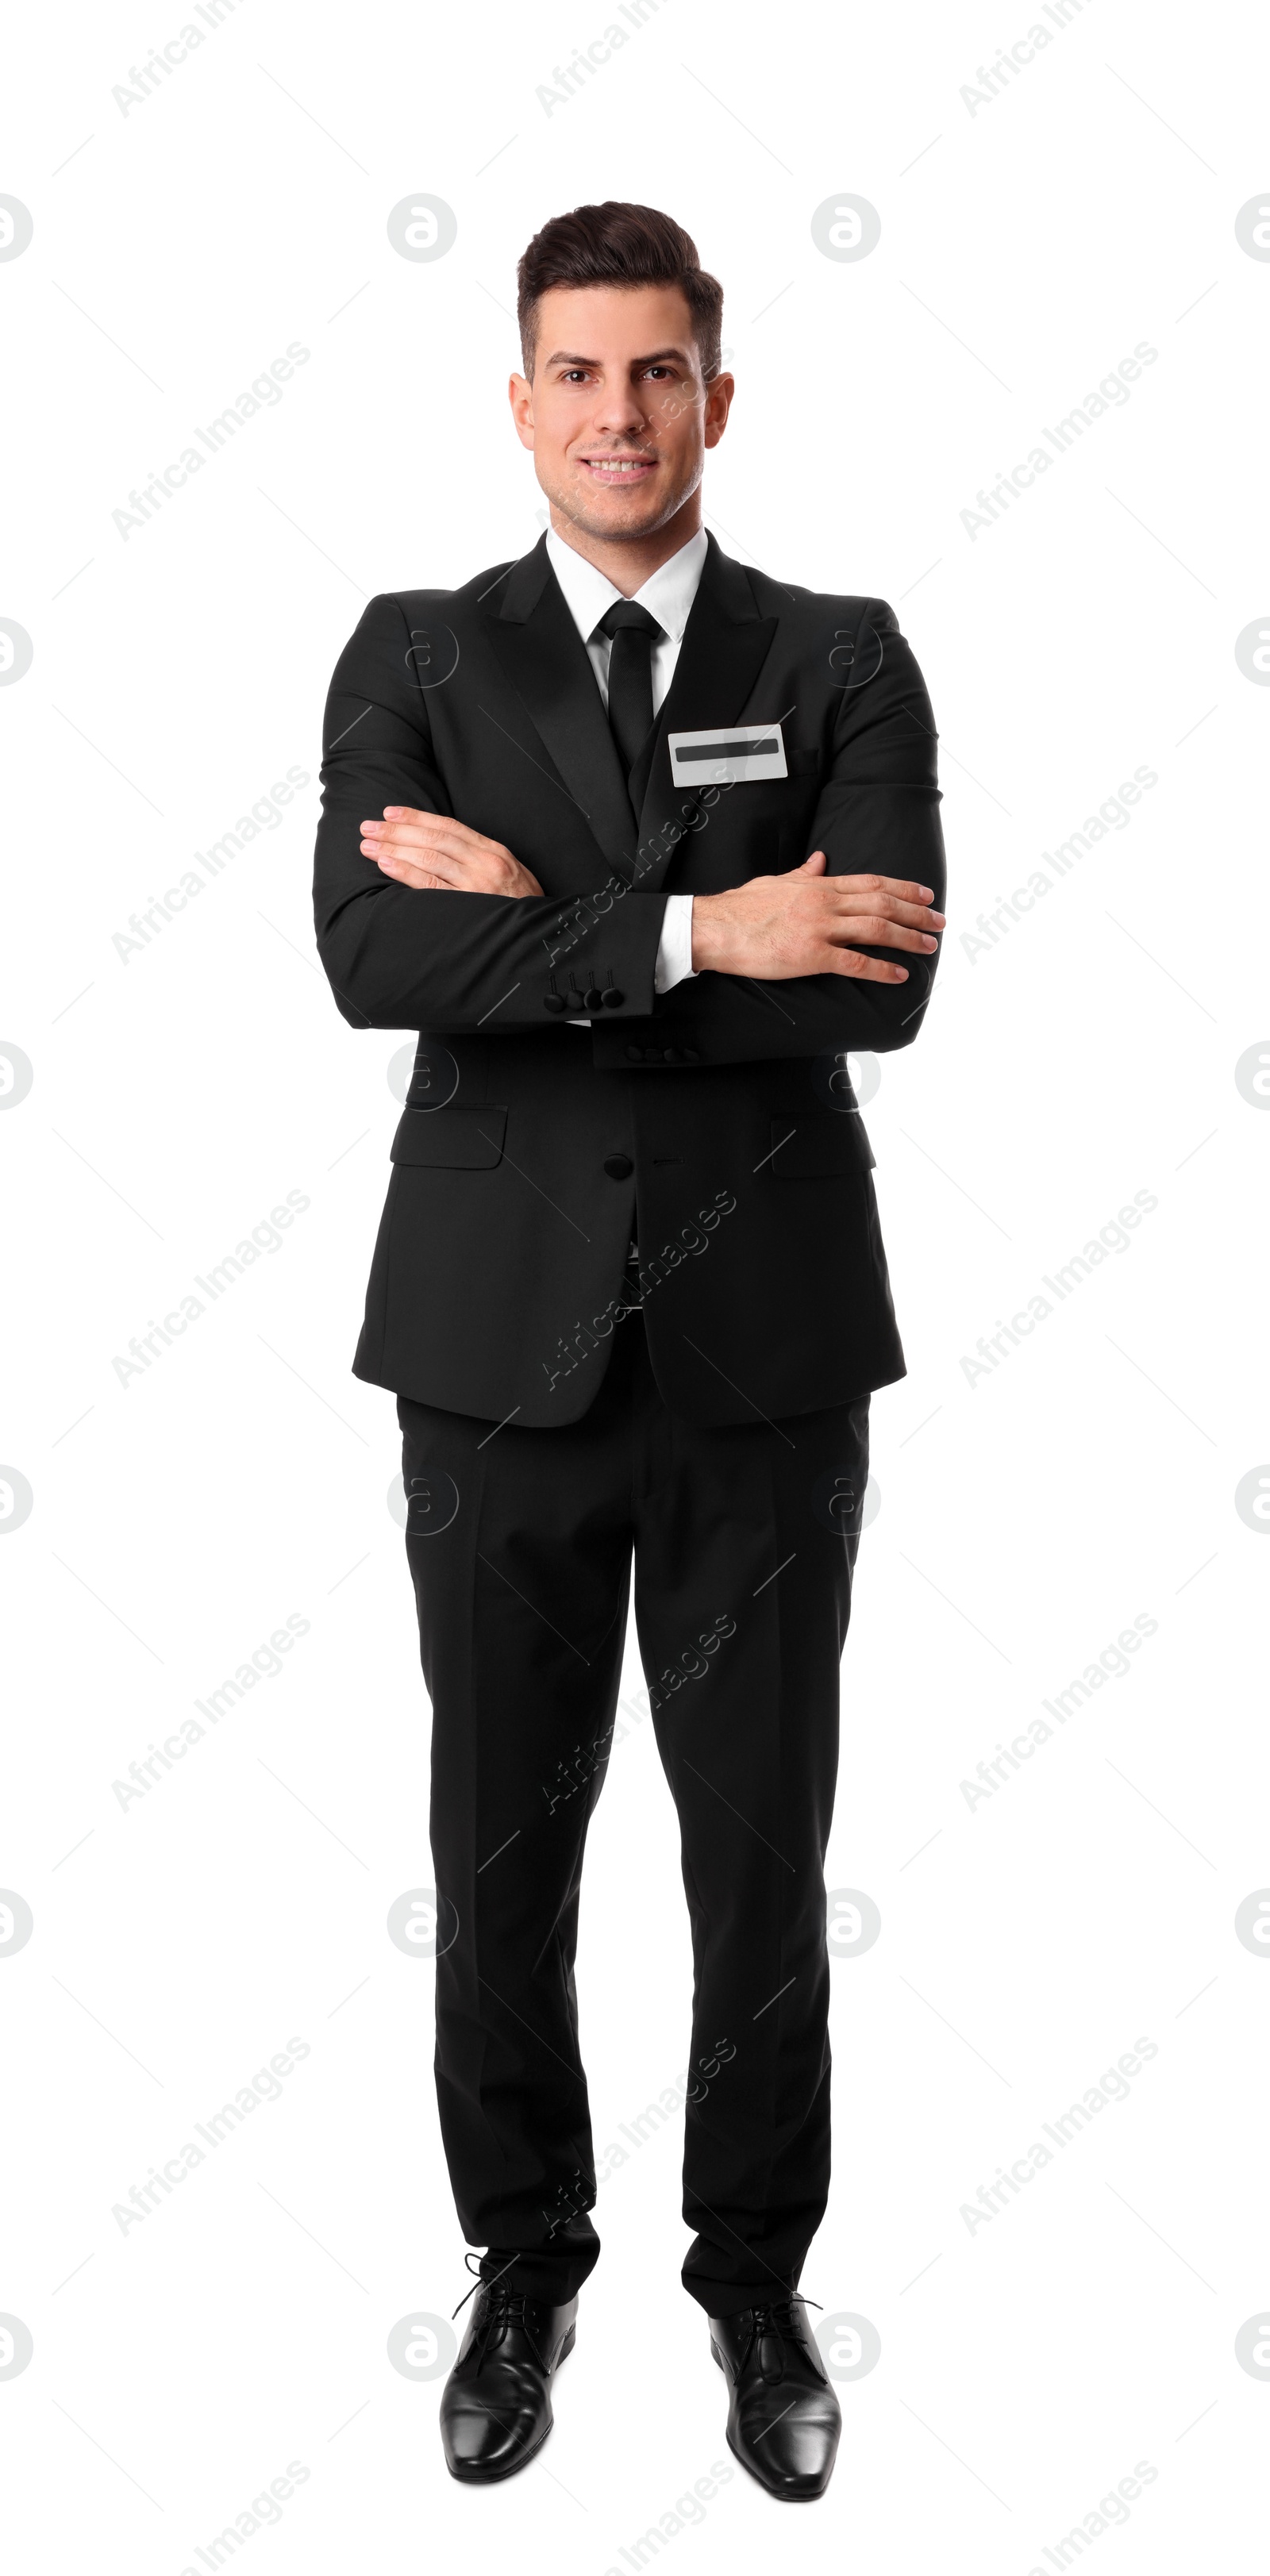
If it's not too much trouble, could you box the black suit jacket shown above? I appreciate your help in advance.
[313,533,945,1427]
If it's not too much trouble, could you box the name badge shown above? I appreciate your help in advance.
[667,722,787,786]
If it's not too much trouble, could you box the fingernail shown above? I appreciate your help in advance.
[922,935,937,949]
[919,887,933,900]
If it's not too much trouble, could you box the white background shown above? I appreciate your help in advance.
[2,0,1269,2567]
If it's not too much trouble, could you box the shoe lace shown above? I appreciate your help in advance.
[740,2295,819,2383]
[451,2253,548,2373]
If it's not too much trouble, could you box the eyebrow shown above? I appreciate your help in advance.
[541,346,694,371]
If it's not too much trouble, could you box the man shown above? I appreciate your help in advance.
[313,201,945,2501]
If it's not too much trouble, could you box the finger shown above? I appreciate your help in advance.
[826,916,938,953]
[794,849,828,875]
[376,848,506,894]
[382,806,487,850]
[375,852,461,890]
[388,807,510,872]
[403,823,505,871]
[361,820,438,855]
[363,811,489,858]
[829,891,945,930]
[363,821,486,870]
[366,837,458,874]
[360,808,442,836]
[363,816,467,852]
[829,871,940,906]
[827,948,910,982]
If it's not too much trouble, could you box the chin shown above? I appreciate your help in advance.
[556,486,679,544]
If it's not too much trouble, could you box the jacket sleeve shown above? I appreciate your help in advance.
[313,593,666,1032]
[591,598,946,1071]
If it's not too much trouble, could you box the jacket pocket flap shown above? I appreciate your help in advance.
[391,1106,507,1168]
[769,1112,876,1177]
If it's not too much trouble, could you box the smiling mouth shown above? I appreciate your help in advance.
[579,456,656,477]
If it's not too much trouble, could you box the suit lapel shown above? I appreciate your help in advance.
[483,536,640,884]
[628,533,779,894]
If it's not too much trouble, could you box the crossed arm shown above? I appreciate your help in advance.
[314,588,946,1059]
[360,807,945,984]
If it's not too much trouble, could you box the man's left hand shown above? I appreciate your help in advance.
[360,808,543,896]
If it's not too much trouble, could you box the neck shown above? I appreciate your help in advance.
[547,492,703,595]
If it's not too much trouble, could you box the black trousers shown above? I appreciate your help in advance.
[398,1308,868,2316]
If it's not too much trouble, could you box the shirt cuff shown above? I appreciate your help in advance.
[653,894,698,994]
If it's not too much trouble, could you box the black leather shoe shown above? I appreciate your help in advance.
[709,2299,841,2500]
[440,2278,577,2482]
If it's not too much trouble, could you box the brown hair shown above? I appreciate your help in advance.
[517,201,724,381]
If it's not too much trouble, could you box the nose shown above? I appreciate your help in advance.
[588,379,650,443]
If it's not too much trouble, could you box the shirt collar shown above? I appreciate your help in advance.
[545,524,708,645]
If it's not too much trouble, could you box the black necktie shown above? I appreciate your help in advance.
[595,600,663,779]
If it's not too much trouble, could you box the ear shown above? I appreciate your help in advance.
[509,372,536,450]
[702,371,735,451]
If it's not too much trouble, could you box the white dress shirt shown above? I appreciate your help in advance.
[545,525,703,1016]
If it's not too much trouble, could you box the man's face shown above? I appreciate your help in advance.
[510,282,733,544]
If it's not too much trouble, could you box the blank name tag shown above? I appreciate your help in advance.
[668,722,787,786]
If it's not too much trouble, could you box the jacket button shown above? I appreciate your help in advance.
[625,1044,644,1062]
[602,988,624,1008]
[544,993,565,1013]
[583,987,603,1010]
[683,1048,700,1064]
[603,1153,634,1180]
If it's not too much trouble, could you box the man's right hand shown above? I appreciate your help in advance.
[691,851,945,982]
